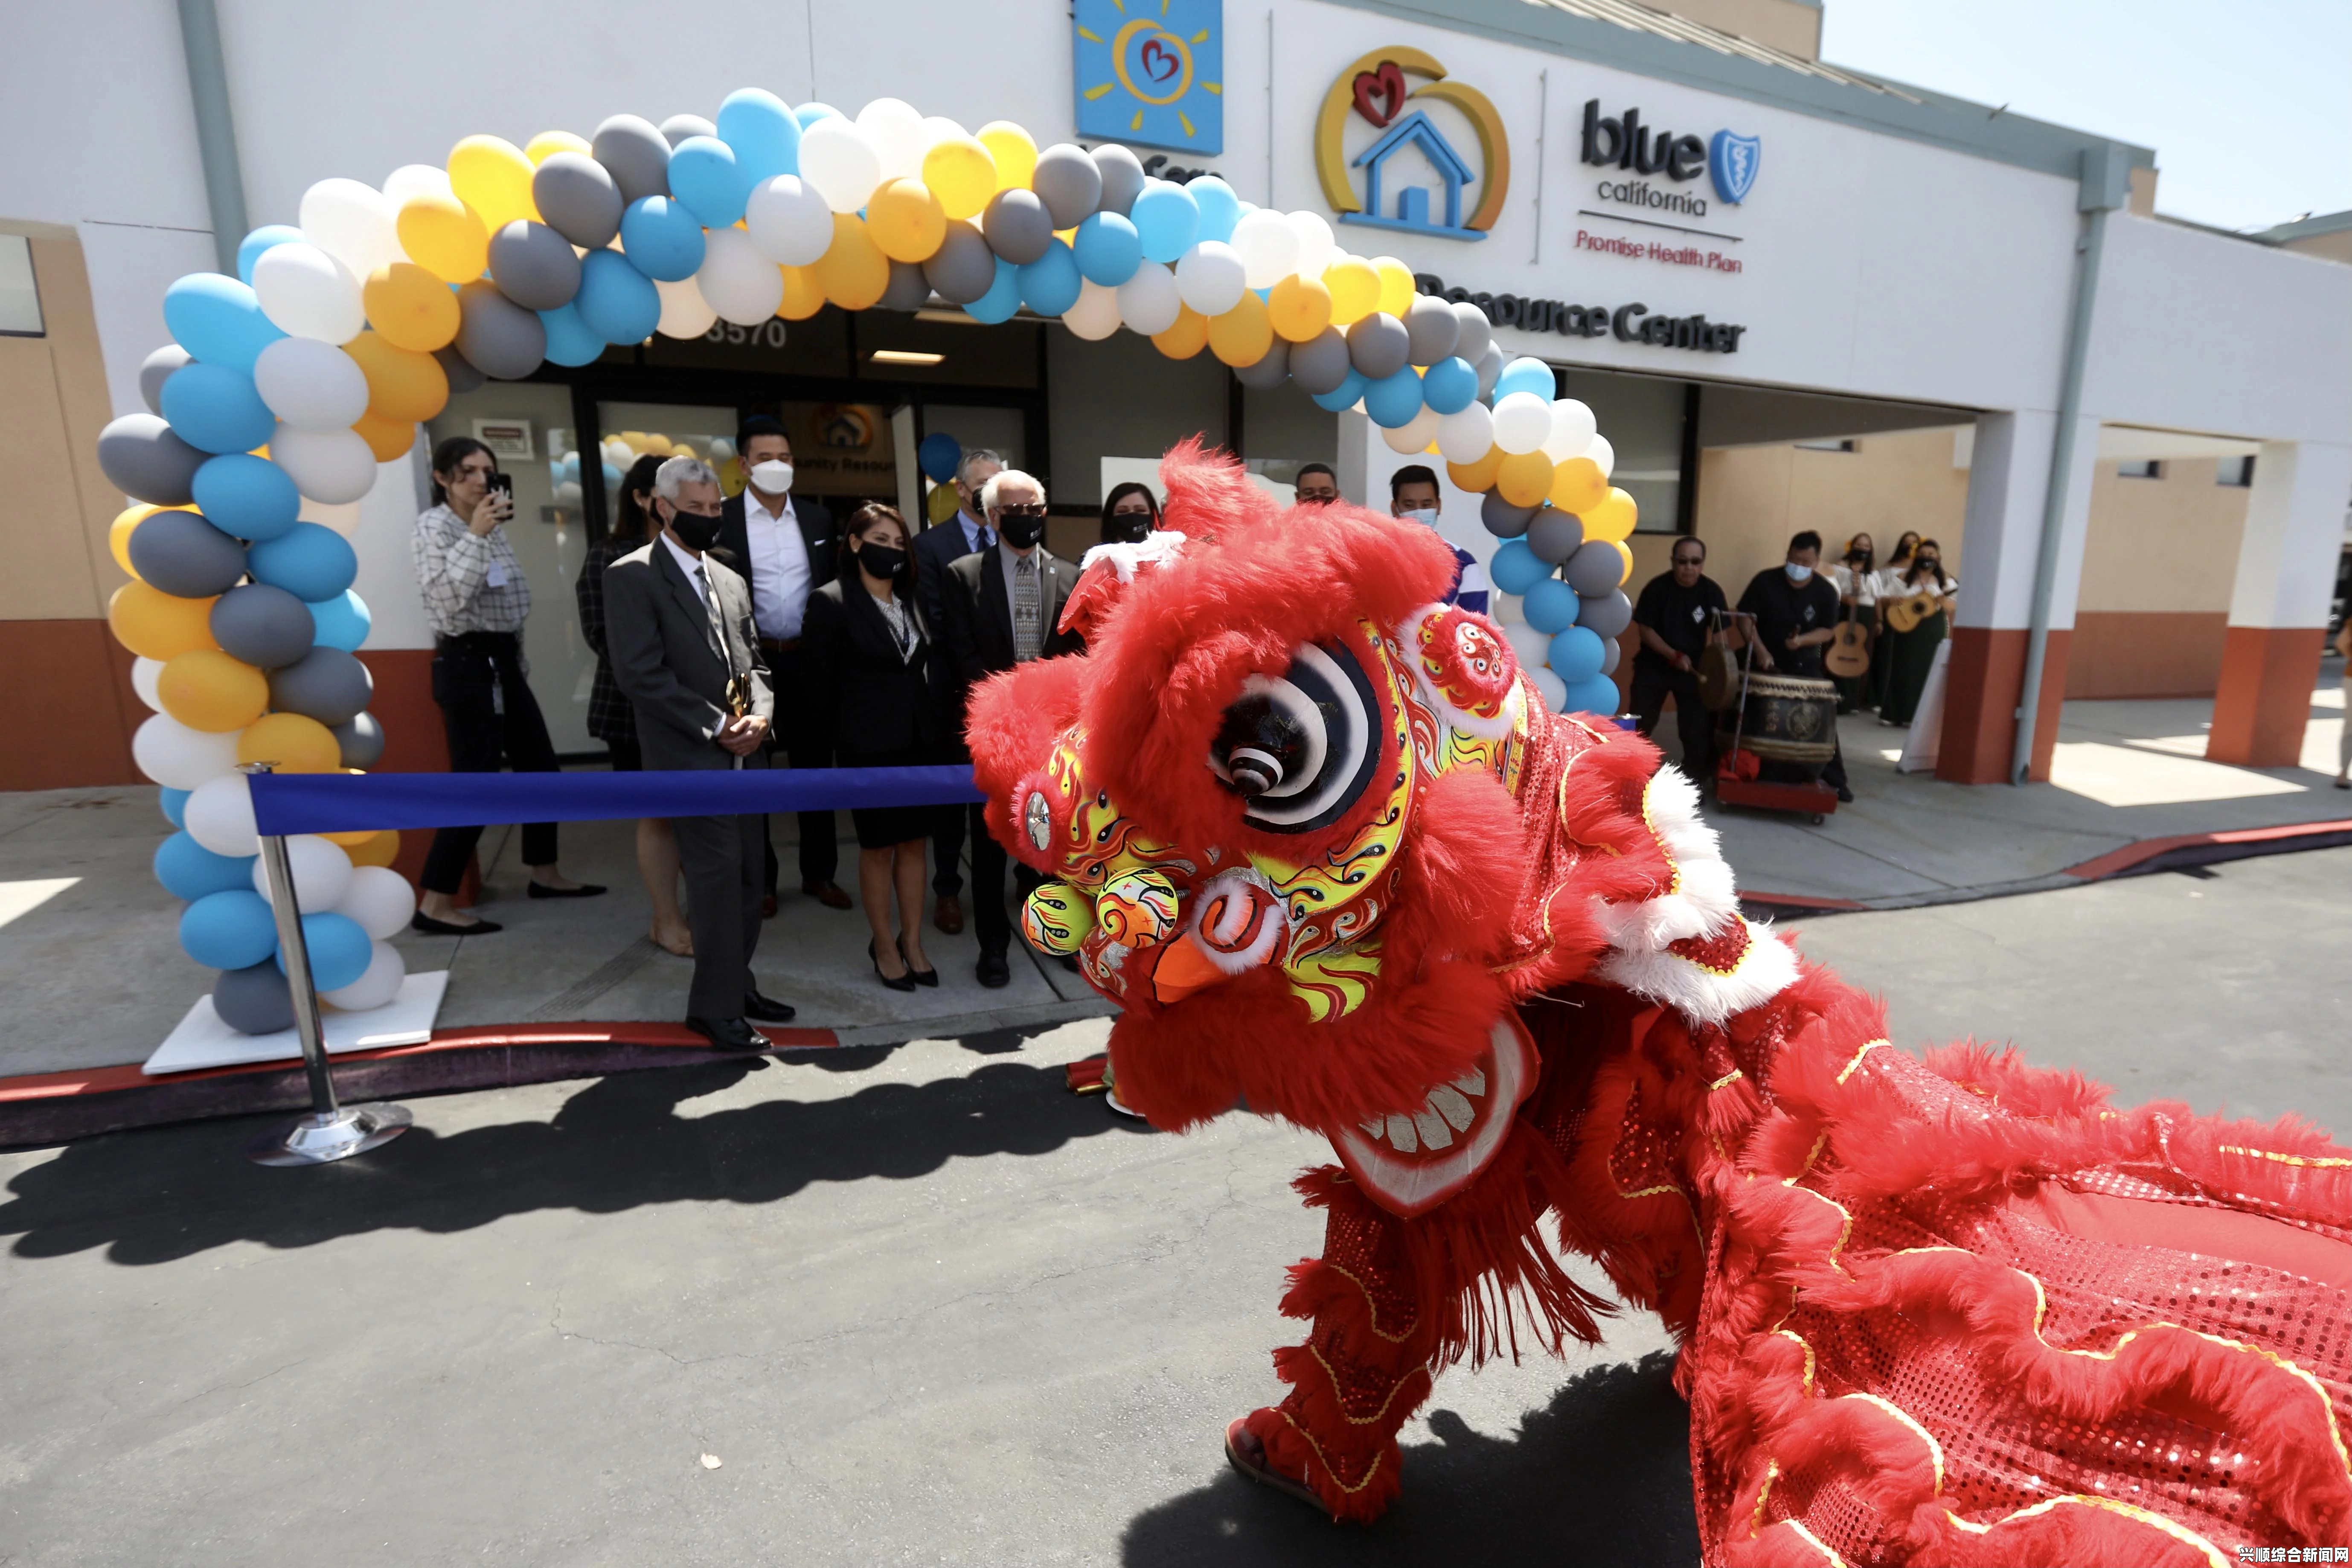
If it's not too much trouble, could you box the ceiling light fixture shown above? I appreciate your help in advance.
[870,349,945,366]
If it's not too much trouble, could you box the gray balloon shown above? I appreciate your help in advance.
[1576,588,1634,640]
[659,113,716,148]
[487,221,582,311]
[433,345,486,395]
[455,282,547,381]
[1288,327,1353,396]
[98,413,207,507]
[1481,492,1538,539]
[532,152,624,250]
[1233,337,1291,389]
[129,509,247,596]
[1091,145,1146,216]
[211,584,315,668]
[981,188,1054,265]
[923,221,998,303]
[332,711,385,771]
[140,344,192,416]
[1031,144,1103,229]
[214,960,294,1035]
[593,114,672,202]
[1566,539,1629,597]
[1474,342,1504,401]
[1451,300,1492,364]
[1526,508,1586,564]
[1346,312,1411,381]
[878,260,931,312]
[266,645,374,726]
[1601,637,1621,677]
[1404,294,1461,367]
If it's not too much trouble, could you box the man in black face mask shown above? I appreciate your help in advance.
[936,469,1084,987]
[604,456,796,1050]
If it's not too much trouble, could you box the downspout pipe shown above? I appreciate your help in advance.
[2011,144,2129,785]
[177,0,248,276]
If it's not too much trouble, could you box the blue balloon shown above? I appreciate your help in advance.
[1547,624,1606,683]
[1522,577,1582,634]
[718,87,801,182]
[602,461,623,492]
[181,889,279,972]
[276,911,372,992]
[158,361,275,454]
[192,453,302,541]
[1130,181,1201,264]
[618,196,706,282]
[1363,366,1426,429]
[163,273,284,372]
[1186,176,1242,245]
[918,431,962,484]
[1017,240,1083,317]
[1562,674,1624,718]
[1489,538,1552,596]
[156,832,257,902]
[1494,356,1555,404]
[1421,356,1479,416]
[965,257,1023,324]
[539,302,605,367]
[248,522,358,602]
[160,786,191,827]
[1311,369,1369,412]
[576,248,663,342]
[668,135,750,228]
[793,102,843,129]
[1070,212,1143,287]
[307,589,372,652]
[236,225,305,285]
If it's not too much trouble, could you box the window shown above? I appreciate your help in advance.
[2117,459,2162,479]
[1794,437,1856,453]
[2215,454,2255,487]
[0,235,42,336]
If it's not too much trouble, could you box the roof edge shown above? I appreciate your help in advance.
[2251,211,2352,244]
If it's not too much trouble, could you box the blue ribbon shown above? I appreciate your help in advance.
[247,765,985,837]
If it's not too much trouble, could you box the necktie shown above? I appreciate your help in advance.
[1013,553,1042,662]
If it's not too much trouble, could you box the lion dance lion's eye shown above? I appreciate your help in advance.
[1208,642,1381,834]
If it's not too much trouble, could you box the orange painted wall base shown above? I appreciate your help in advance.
[2066,611,2230,699]
[0,619,145,789]
[1936,625,2070,784]
[2207,625,2326,767]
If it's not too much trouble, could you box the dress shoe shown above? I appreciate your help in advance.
[898,936,939,987]
[1835,785,1855,804]
[527,881,608,899]
[805,881,853,910]
[761,893,779,919]
[743,988,797,1023]
[976,951,1012,989]
[933,895,965,935]
[411,911,502,936]
[870,939,916,992]
[685,1015,767,1052]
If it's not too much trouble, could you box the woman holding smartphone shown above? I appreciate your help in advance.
[408,435,602,935]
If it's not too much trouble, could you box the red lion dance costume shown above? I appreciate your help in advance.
[965,444,2350,1566]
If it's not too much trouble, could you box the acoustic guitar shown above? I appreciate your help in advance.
[1825,605,1871,678]
[1884,590,1942,635]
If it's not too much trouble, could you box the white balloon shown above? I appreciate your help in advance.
[1529,665,1568,713]
[251,241,365,344]
[554,479,584,508]
[654,276,718,338]
[322,939,405,1011]
[1228,209,1299,290]
[252,337,369,431]
[602,436,636,468]
[1174,241,1247,317]
[918,115,967,150]
[1381,404,1443,454]
[1287,210,1336,280]
[382,163,454,207]
[1503,618,1553,667]
[744,175,834,266]
[131,656,166,712]
[799,119,884,214]
[1583,433,1615,482]
[1116,261,1182,336]
[184,773,259,857]
[133,713,240,790]
[270,424,378,503]
[298,178,403,280]
[856,98,927,182]
[251,833,354,911]
[1062,279,1122,341]
[1543,399,1597,463]
[1436,402,1495,464]
[695,226,785,324]
[1491,391,1553,456]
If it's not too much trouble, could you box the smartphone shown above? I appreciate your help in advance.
[488,472,514,500]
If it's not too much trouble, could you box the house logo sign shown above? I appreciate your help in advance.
[1315,48,1509,242]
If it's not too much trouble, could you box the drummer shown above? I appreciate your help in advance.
[1735,530,1853,803]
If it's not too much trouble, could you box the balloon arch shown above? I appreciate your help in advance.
[94,87,1639,1036]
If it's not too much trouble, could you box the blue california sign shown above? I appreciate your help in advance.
[1709,130,1761,205]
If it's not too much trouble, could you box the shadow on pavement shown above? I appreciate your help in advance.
[0,1056,1146,1267]
[1120,1351,1697,1567]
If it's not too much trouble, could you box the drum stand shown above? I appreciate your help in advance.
[1709,610,1841,826]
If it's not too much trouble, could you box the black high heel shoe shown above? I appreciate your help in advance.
[898,935,938,987]
[869,938,916,992]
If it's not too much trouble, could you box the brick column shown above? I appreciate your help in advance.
[2208,439,2352,766]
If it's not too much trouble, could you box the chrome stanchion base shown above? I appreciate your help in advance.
[247,1103,414,1167]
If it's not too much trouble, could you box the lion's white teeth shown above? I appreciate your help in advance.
[1428,1084,1476,1132]
[1384,1114,1419,1153]
[1412,1107,1454,1149]
[1451,1067,1487,1097]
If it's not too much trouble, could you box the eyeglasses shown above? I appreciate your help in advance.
[1672,555,1704,566]
[994,503,1046,518]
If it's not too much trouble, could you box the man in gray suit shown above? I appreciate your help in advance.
[604,456,798,1050]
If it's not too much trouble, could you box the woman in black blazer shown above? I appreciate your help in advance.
[802,503,947,990]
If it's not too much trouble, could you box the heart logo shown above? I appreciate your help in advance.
[1139,35,1180,84]
[1352,61,1405,127]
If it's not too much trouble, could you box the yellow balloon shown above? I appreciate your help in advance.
[976,122,1038,191]
[525,130,591,164]
[923,137,999,221]
[396,192,488,285]
[108,581,217,660]
[640,433,675,457]
[1580,486,1639,543]
[1209,291,1275,367]
[1268,275,1334,343]
[1611,539,1635,584]
[353,408,417,462]
[1323,257,1380,326]
[346,829,402,868]
[813,214,890,310]
[157,648,268,732]
[1495,450,1554,509]
[779,264,825,320]
[110,504,174,578]
[1548,456,1609,515]
[868,179,948,263]
[1372,256,1417,319]
[322,826,378,848]
[344,330,449,422]
[1447,446,1506,495]
[363,260,461,352]
[238,712,343,774]
[1153,305,1210,360]
[448,134,538,232]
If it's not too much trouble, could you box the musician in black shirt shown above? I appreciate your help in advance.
[1630,537,1728,780]
[1735,531,1853,801]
